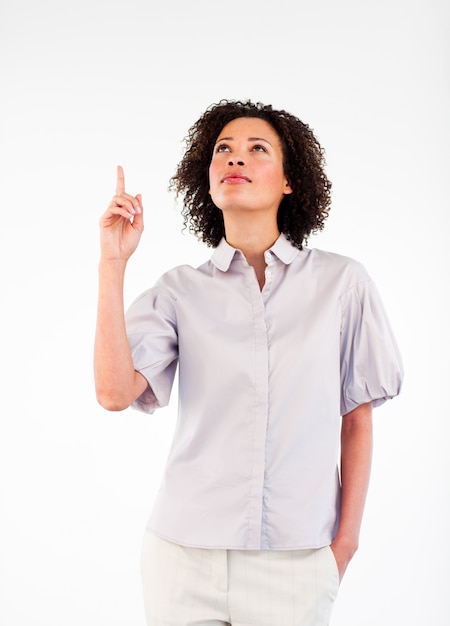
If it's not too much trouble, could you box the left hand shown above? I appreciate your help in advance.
[329,537,357,582]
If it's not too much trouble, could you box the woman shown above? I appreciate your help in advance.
[95,100,403,626]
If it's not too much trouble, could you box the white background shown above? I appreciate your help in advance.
[1,0,449,624]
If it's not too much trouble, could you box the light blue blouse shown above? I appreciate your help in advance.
[126,234,403,550]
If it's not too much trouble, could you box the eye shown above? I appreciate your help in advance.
[252,144,267,153]
[216,143,231,153]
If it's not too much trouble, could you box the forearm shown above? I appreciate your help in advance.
[335,402,373,554]
[94,259,141,410]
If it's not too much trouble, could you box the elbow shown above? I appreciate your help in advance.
[95,388,132,412]
[95,370,146,412]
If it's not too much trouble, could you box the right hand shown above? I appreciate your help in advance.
[99,165,144,261]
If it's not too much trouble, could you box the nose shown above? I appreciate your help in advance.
[228,158,245,166]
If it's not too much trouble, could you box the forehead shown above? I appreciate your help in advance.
[217,117,281,143]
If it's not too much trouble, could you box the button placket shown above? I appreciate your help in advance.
[242,259,270,548]
[264,251,273,289]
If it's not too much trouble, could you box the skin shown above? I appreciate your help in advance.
[333,401,373,581]
[95,119,373,581]
[208,117,292,288]
[208,118,373,579]
[94,165,148,410]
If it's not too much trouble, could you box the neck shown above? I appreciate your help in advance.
[223,215,280,291]
[223,215,280,263]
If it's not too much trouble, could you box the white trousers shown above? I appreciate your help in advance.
[141,531,340,626]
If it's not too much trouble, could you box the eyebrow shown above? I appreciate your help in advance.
[215,136,273,146]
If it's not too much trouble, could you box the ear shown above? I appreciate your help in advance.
[283,179,293,195]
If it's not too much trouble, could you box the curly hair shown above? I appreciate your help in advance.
[169,100,332,249]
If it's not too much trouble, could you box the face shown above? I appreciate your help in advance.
[208,117,292,217]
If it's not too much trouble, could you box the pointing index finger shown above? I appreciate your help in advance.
[115,165,125,195]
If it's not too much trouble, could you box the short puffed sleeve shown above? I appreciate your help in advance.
[340,277,403,415]
[125,287,179,414]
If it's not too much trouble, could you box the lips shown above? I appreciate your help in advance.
[221,173,251,183]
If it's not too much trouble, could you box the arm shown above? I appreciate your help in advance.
[331,401,373,580]
[94,166,148,411]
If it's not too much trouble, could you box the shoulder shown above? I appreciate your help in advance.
[307,247,367,274]
[158,260,213,288]
[133,259,214,303]
[303,248,370,294]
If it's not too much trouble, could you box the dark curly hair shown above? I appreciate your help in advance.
[169,99,332,249]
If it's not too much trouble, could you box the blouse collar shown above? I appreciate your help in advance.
[211,233,300,272]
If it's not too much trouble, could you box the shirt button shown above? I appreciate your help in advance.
[266,270,272,278]
[265,252,271,262]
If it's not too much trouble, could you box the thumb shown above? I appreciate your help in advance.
[133,194,144,229]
